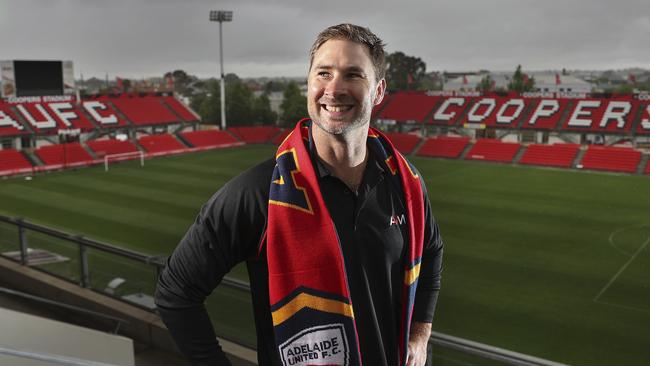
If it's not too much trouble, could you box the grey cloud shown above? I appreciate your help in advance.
[1,0,648,78]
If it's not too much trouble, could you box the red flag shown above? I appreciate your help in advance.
[407,73,414,86]
[116,77,124,90]
[523,73,529,83]
[462,75,468,85]
[555,74,561,85]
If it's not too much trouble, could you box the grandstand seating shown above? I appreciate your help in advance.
[111,96,179,125]
[86,139,139,158]
[519,143,580,168]
[14,102,96,133]
[377,93,441,122]
[383,132,422,154]
[81,99,130,128]
[227,126,281,144]
[580,145,642,173]
[137,134,187,154]
[35,143,95,167]
[180,130,242,148]
[429,96,475,125]
[561,98,638,133]
[521,98,572,130]
[163,96,199,122]
[636,101,650,135]
[465,138,521,163]
[416,136,471,158]
[371,93,393,119]
[0,103,27,136]
[0,149,33,175]
[271,129,291,145]
[469,96,530,128]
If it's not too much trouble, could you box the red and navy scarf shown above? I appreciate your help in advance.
[266,119,424,366]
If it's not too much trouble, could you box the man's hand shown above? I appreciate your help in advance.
[406,321,431,366]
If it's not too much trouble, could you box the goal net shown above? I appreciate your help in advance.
[104,151,145,171]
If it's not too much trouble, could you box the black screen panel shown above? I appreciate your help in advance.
[14,60,63,97]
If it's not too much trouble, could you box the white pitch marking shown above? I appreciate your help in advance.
[593,299,650,314]
[594,236,650,302]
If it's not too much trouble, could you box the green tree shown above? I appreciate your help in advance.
[508,65,535,93]
[226,81,255,125]
[280,82,308,127]
[196,79,221,125]
[385,51,427,92]
[164,69,193,95]
[253,93,278,125]
[476,74,494,93]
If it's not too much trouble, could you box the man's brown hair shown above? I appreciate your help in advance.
[309,23,386,82]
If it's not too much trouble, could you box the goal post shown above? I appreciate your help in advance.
[104,151,145,171]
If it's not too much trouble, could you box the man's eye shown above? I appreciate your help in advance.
[318,72,330,77]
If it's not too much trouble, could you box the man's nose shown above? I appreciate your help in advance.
[324,74,347,98]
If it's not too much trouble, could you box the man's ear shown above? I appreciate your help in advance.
[373,79,387,106]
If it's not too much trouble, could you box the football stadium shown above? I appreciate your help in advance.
[2,5,650,366]
[1,59,650,366]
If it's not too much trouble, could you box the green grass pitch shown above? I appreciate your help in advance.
[1,145,649,365]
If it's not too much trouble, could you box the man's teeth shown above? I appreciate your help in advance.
[324,105,352,112]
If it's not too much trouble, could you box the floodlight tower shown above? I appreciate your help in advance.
[209,10,233,130]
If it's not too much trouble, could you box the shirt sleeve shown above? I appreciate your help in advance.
[154,159,273,365]
[411,177,444,323]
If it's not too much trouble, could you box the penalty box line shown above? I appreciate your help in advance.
[593,236,650,302]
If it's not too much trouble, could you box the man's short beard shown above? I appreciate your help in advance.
[310,116,368,136]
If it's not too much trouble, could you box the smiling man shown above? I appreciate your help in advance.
[155,24,443,366]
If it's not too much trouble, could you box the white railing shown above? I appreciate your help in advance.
[0,346,118,366]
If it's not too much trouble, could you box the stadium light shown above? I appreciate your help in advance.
[209,10,233,130]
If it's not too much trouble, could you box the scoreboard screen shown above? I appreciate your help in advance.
[14,60,64,97]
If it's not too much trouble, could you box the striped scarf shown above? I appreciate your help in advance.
[266,120,424,366]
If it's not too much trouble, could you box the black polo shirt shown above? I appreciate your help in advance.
[155,136,443,366]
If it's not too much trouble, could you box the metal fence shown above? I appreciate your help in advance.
[0,215,568,366]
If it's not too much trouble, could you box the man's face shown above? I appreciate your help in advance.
[307,39,385,136]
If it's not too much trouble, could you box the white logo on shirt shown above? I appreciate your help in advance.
[389,214,406,226]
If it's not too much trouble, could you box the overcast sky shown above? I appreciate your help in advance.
[2,0,649,79]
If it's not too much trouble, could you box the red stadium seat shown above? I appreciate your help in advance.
[561,97,638,133]
[521,98,572,130]
[519,143,580,168]
[636,101,650,135]
[86,139,139,158]
[14,101,96,134]
[465,139,521,163]
[138,134,187,153]
[429,96,477,126]
[111,96,180,125]
[35,143,95,167]
[378,93,441,123]
[163,96,199,122]
[0,102,29,137]
[227,126,282,144]
[271,129,291,145]
[0,149,33,176]
[82,98,130,128]
[180,130,242,148]
[416,136,471,158]
[383,132,422,154]
[580,146,641,173]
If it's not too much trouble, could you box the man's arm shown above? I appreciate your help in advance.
[409,177,444,365]
[154,160,273,365]
[407,322,432,366]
